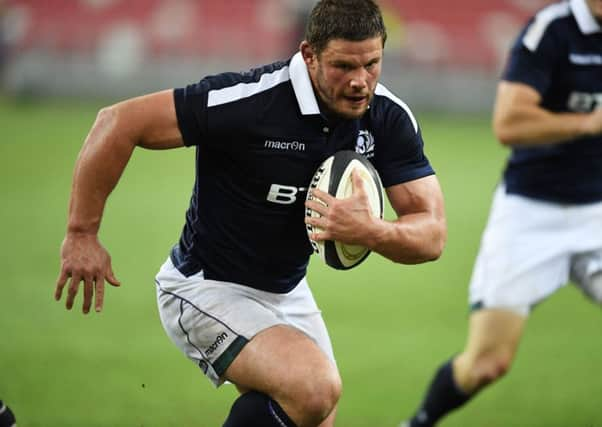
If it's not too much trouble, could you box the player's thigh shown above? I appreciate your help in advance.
[156,259,339,395]
[278,277,336,364]
[155,259,290,386]
[226,277,339,391]
[225,324,340,399]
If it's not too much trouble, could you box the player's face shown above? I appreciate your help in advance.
[303,37,383,119]
[587,0,602,19]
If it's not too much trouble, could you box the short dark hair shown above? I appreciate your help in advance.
[305,0,387,55]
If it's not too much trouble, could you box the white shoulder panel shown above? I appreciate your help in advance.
[208,66,290,107]
[375,84,418,133]
[523,2,571,51]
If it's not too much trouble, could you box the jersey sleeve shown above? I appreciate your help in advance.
[174,71,268,148]
[375,105,434,188]
[502,18,564,96]
[173,80,212,147]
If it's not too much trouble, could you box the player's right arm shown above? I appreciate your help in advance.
[492,81,602,146]
[55,89,184,314]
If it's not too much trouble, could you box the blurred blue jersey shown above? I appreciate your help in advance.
[502,0,602,203]
[171,53,434,293]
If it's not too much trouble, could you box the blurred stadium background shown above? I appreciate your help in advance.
[2,1,602,427]
[2,0,555,111]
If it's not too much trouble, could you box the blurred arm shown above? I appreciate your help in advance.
[492,81,602,146]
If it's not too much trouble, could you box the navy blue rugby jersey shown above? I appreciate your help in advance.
[171,52,434,293]
[502,0,602,203]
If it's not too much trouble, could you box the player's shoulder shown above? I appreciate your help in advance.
[521,1,574,51]
[533,1,572,22]
[199,59,292,106]
[371,83,419,134]
[208,60,290,87]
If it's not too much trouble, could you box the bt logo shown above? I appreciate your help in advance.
[568,92,602,112]
[267,184,307,205]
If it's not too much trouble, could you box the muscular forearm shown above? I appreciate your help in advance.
[67,106,136,234]
[367,212,446,264]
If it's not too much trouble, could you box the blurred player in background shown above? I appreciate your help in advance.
[54,0,446,426]
[402,0,602,425]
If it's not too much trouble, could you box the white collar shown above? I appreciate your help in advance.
[289,52,321,116]
[571,0,602,34]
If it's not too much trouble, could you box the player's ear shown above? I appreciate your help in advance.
[300,41,316,66]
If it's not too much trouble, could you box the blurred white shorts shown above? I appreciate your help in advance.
[155,257,335,386]
[469,185,602,316]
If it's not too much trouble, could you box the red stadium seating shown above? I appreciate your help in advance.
[4,0,555,69]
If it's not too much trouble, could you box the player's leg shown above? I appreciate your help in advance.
[225,277,340,427]
[403,308,525,427]
[453,308,525,393]
[401,186,574,427]
[155,262,340,427]
[224,325,340,427]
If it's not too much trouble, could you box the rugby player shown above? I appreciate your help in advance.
[402,0,602,425]
[54,1,447,426]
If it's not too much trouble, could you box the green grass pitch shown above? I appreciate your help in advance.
[0,96,600,427]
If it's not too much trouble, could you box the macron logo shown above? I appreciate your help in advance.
[265,139,306,152]
[205,332,228,357]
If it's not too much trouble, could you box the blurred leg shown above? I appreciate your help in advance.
[404,308,526,427]
[454,308,526,393]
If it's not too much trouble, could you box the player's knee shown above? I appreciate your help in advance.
[472,351,513,386]
[290,367,341,425]
[485,355,512,382]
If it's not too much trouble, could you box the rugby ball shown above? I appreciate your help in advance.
[306,150,384,270]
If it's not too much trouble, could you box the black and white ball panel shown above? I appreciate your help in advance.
[306,150,384,270]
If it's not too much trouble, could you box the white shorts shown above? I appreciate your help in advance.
[469,185,602,316]
[155,258,335,386]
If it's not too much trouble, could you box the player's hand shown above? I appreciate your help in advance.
[55,232,121,314]
[305,170,378,245]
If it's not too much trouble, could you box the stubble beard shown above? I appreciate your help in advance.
[315,73,371,120]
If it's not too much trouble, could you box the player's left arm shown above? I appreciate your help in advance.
[307,172,446,264]
[370,174,446,264]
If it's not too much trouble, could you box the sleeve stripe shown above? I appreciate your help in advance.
[375,84,418,133]
[522,2,570,51]
[208,66,290,107]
